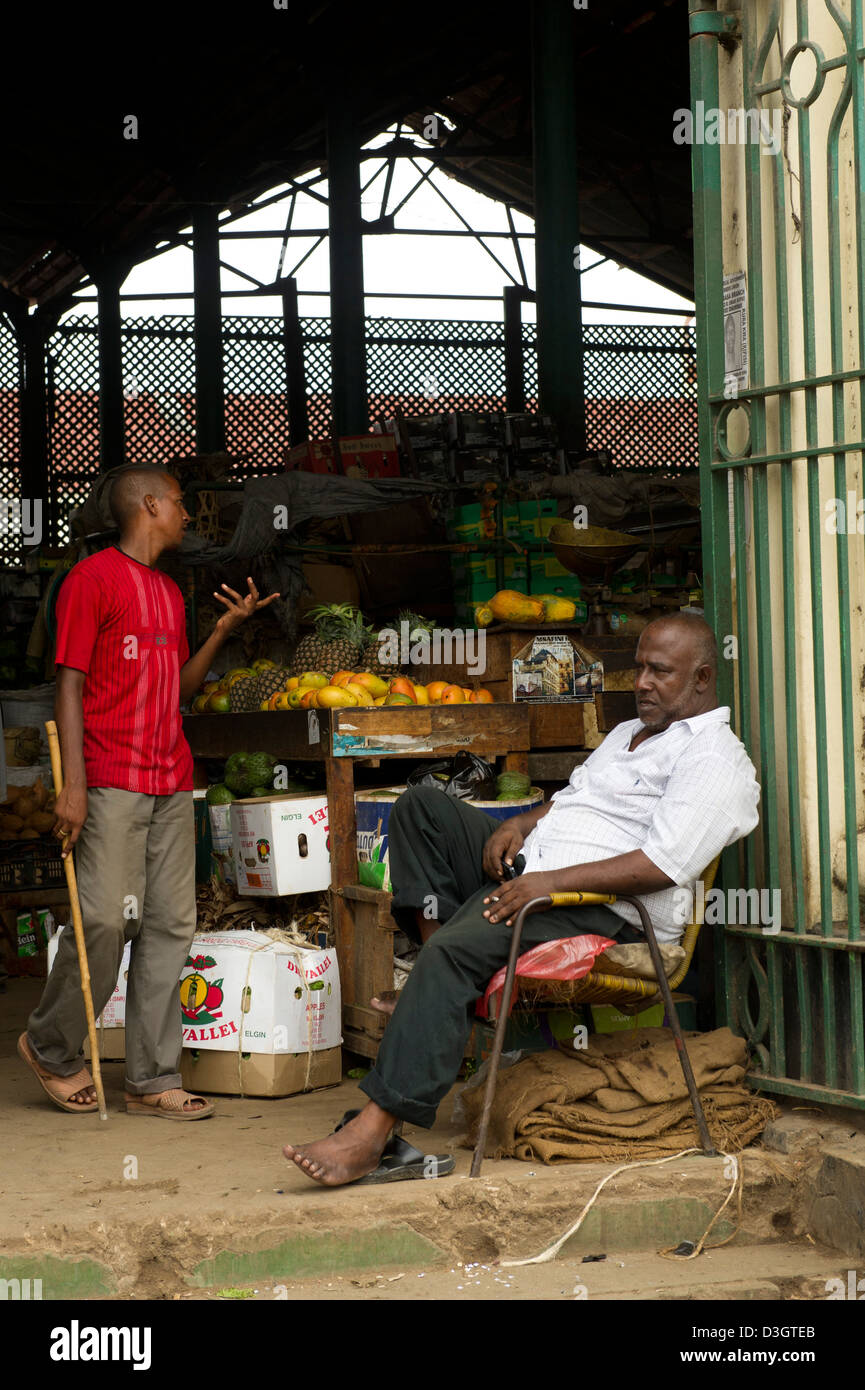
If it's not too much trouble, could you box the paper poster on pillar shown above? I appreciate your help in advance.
[723,271,749,396]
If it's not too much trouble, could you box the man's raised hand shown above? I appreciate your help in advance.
[213,577,280,633]
[482,820,525,881]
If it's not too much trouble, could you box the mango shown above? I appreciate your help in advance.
[317,685,359,708]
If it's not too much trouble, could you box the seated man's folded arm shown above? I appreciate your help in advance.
[545,849,674,898]
[639,750,760,889]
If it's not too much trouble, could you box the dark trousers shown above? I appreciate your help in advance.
[359,785,641,1128]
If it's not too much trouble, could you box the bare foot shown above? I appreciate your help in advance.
[370,990,400,1016]
[69,1085,97,1104]
[283,1105,394,1186]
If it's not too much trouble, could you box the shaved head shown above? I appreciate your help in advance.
[641,612,718,677]
[109,468,175,529]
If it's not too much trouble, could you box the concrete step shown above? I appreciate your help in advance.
[170,1242,854,1303]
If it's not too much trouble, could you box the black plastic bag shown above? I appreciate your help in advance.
[407,751,497,801]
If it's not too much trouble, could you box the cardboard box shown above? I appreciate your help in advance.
[182,1044,342,1098]
[179,929,342,1096]
[208,801,237,885]
[231,793,330,897]
[447,502,519,541]
[299,561,361,613]
[179,930,341,1054]
[338,433,400,478]
[285,440,340,474]
[512,634,603,702]
[84,1028,126,1062]
[449,411,505,449]
[506,415,559,452]
[384,414,449,451]
[48,929,129,1028]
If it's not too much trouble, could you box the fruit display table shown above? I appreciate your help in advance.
[183,701,597,1056]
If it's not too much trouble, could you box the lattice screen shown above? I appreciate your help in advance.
[0,314,22,567]
[22,313,696,547]
[223,316,291,472]
[581,324,698,471]
[122,316,197,469]
[47,318,101,546]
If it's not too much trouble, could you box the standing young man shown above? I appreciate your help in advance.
[19,467,278,1118]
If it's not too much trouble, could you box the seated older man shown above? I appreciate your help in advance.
[284,612,759,1186]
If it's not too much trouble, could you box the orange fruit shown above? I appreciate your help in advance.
[426,681,449,704]
[469,688,494,703]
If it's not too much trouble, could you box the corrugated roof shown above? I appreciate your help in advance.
[0,1,692,312]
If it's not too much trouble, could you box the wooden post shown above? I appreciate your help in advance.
[325,755,358,1010]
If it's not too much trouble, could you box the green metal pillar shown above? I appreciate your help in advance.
[531,0,585,453]
[93,262,126,471]
[193,204,226,453]
[327,91,368,438]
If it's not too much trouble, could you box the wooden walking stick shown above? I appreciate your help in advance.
[45,719,108,1121]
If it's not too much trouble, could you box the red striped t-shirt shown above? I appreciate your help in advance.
[54,546,194,794]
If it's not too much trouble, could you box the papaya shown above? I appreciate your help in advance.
[539,597,577,622]
[487,590,545,624]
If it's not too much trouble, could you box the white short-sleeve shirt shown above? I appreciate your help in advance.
[520,705,760,942]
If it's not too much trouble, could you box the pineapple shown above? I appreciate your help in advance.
[256,666,293,701]
[229,677,257,713]
[360,609,436,676]
[359,623,396,677]
[290,604,367,676]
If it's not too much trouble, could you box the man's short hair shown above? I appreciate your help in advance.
[108,468,174,529]
[642,612,718,676]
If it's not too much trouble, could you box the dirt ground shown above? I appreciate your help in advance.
[0,977,852,1302]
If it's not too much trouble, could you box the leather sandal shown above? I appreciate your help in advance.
[125,1088,214,1120]
[17,1033,99,1114]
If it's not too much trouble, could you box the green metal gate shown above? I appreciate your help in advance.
[690,1,865,1104]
